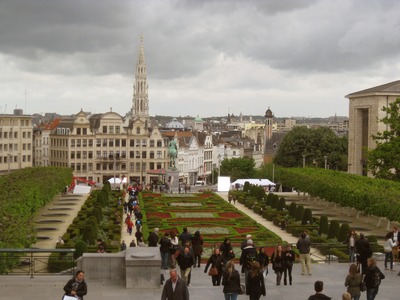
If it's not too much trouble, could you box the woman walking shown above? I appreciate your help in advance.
[63,270,87,300]
[271,245,285,285]
[257,247,269,277]
[220,238,235,264]
[364,258,385,300]
[246,261,266,300]
[344,263,362,300]
[222,260,242,300]
[283,245,295,285]
[169,231,179,268]
[192,230,204,268]
[383,231,396,270]
[204,248,224,286]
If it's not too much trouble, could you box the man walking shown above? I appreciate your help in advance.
[161,269,189,300]
[297,232,311,275]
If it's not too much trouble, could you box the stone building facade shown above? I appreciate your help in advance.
[346,80,400,175]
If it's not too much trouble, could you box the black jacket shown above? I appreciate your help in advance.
[222,269,242,294]
[204,253,224,274]
[63,278,87,300]
[246,272,266,297]
[148,231,159,247]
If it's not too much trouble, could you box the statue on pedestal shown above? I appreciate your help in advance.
[167,139,178,169]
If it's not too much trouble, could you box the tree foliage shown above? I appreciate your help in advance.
[319,215,329,235]
[273,126,348,171]
[367,98,400,181]
[220,157,256,182]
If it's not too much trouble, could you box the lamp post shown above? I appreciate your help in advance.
[272,164,275,182]
[7,153,12,173]
[302,155,306,168]
[324,156,327,169]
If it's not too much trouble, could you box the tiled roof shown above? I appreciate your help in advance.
[346,80,400,97]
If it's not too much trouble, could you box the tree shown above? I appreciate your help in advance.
[302,208,313,225]
[327,220,340,240]
[367,98,400,181]
[273,126,348,171]
[220,157,256,181]
[318,215,329,235]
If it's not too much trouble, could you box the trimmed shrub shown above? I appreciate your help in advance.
[367,235,380,252]
[243,181,251,192]
[295,205,304,222]
[82,224,96,245]
[270,194,279,209]
[277,197,286,211]
[74,239,88,259]
[319,215,329,235]
[302,208,313,225]
[266,193,274,206]
[327,220,340,240]
[289,202,297,218]
[92,206,103,223]
[338,223,350,243]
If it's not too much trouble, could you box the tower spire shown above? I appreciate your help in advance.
[131,35,149,120]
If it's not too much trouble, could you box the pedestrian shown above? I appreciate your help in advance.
[364,258,384,300]
[204,248,224,286]
[96,239,106,253]
[222,260,242,300]
[233,197,236,205]
[246,261,266,300]
[176,246,195,285]
[159,232,171,270]
[129,239,136,247]
[120,240,127,251]
[271,245,285,285]
[161,268,189,300]
[179,227,193,246]
[355,233,372,275]
[346,229,358,263]
[191,230,204,268]
[148,227,160,247]
[170,231,180,268]
[297,232,311,275]
[307,281,332,300]
[392,226,400,264]
[240,239,257,283]
[283,245,295,285]
[63,270,87,300]
[383,231,396,270]
[241,235,253,250]
[344,263,362,300]
[220,238,235,264]
[257,247,269,277]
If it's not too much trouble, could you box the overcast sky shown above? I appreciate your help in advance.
[1,0,400,119]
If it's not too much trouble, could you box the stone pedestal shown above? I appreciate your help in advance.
[125,247,161,289]
[166,168,180,192]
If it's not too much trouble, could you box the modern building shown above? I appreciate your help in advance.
[0,110,33,174]
[346,80,400,176]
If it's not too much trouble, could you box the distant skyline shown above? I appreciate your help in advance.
[1,0,400,118]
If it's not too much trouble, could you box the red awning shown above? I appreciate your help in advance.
[146,168,167,175]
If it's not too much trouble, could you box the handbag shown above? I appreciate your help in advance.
[208,267,218,276]
[63,296,77,300]
[360,275,366,292]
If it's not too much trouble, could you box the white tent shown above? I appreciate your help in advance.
[108,177,122,184]
[231,178,275,187]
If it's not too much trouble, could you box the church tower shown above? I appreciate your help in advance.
[131,35,149,121]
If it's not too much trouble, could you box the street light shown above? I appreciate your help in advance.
[302,155,306,168]
[272,164,275,182]
[324,156,328,169]
[7,153,12,173]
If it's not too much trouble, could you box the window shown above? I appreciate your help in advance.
[28,132,31,138]
[142,151,147,158]
[136,151,140,158]
[115,139,120,147]
[150,162,155,169]
[142,139,147,147]
[83,151,87,159]
[103,139,107,146]
[77,139,81,147]
[88,151,93,159]
[109,139,114,147]
[122,139,126,147]
[83,128,87,135]
[130,139,134,147]
[121,151,126,158]
[109,126,114,134]
[71,151,75,159]
[135,139,140,147]
[102,126,107,133]
[83,139,87,147]
[157,140,162,147]
[22,144,26,150]
[14,132,17,138]
[157,151,162,159]
[150,151,155,159]
[77,152,81,159]
[96,151,101,158]
[130,163,134,171]
[103,151,107,158]
[96,163,101,170]
[150,140,155,147]
[96,139,101,147]
[135,162,140,172]
[77,128,81,135]
[136,127,140,134]
[71,139,75,147]
[116,126,120,134]
[89,139,93,146]
[129,151,134,158]
[4,132,7,138]
[22,132,26,138]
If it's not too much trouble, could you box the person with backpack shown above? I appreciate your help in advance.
[363,257,385,300]
[240,239,258,283]
[271,245,285,286]
[222,260,242,300]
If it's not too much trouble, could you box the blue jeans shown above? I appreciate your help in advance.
[384,251,393,269]
[224,293,238,300]
[349,247,355,263]
[161,251,169,269]
[366,287,378,300]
